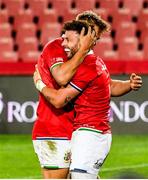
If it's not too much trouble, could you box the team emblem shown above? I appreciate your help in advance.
[64,151,71,163]
[93,159,103,169]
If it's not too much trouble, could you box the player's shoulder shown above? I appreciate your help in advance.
[95,55,107,66]
[41,37,63,56]
[44,37,63,50]
[86,50,95,57]
[84,50,96,63]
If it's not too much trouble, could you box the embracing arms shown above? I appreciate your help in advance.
[34,66,142,108]
[34,66,80,108]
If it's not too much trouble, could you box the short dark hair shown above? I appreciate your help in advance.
[76,10,110,34]
[62,20,93,35]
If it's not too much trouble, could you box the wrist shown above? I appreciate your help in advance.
[78,48,89,55]
[36,79,46,92]
[129,80,133,91]
[76,49,88,62]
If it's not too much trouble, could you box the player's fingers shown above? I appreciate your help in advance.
[87,26,92,35]
[133,88,138,91]
[134,76,142,81]
[137,80,142,84]
[35,65,40,74]
[133,79,143,85]
[89,27,96,39]
[133,86,142,90]
[132,83,142,90]
[35,64,39,73]
[130,73,137,80]
[91,30,96,39]
[33,72,37,82]
[132,84,142,90]
[34,71,38,79]
[35,64,38,71]
[133,82,142,87]
[80,27,85,37]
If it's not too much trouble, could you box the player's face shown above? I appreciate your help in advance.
[62,31,79,59]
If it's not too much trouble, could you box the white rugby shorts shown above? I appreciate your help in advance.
[33,137,71,169]
[70,127,112,176]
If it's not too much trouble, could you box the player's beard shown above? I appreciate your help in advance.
[65,47,78,59]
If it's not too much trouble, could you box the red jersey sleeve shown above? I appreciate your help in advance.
[41,38,67,71]
[69,64,98,92]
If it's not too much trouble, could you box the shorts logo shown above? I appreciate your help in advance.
[93,160,103,169]
[64,151,71,163]
[47,141,57,152]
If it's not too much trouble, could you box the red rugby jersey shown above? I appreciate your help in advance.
[70,52,111,133]
[32,38,74,140]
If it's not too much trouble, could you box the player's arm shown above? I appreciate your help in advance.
[51,27,96,86]
[111,73,142,97]
[41,85,79,108]
[34,68,80,108]
[33,64,95,108]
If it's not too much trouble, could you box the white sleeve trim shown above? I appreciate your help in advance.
[69,82,83,92]
[50,62,64,72]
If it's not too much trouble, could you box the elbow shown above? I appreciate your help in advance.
[52,98,65,109]
[45,95,64,108]
[54,103,63,109]
[58,80,68,86]
[57,77,69,86]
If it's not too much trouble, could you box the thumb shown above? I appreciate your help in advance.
[35,65,40,74]
[130,73,137,80]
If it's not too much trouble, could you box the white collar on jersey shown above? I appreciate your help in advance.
[83,50,94,61]
[87,49,94,55]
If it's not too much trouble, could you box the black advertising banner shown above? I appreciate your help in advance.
[110,75,148,134]
[0,76,38,134]
[0,75,148,134]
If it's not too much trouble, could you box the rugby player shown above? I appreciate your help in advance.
[32,21,96,179]
[33,10,142,179]
[34,20,142,179]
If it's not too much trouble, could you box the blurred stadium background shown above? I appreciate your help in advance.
[0,0,148,179]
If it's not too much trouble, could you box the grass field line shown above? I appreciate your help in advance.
[102,163,148,172]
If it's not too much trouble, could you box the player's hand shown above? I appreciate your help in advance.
[130,73,142,91]
[78,26,97,53]
[33,65,46,92]
[33,64,42,85]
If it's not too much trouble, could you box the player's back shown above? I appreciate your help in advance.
[73,53,111,133]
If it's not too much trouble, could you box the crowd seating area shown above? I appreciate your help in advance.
[0,0,148,74]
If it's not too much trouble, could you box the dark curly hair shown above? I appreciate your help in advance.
[76,10,110,35]
[62,20,94,35]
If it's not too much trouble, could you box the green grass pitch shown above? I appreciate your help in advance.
[0,134,148,178]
